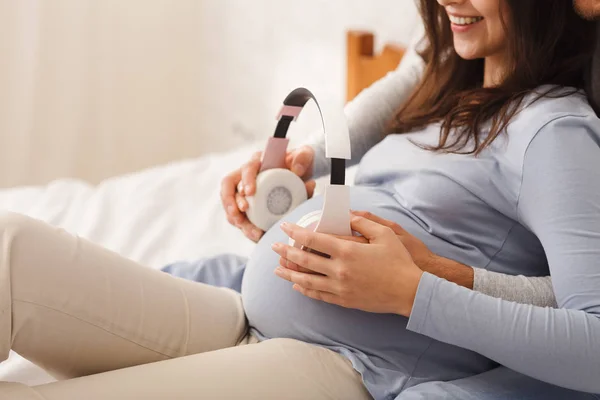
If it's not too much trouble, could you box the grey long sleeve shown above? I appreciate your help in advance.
[407,114,600,394]
[307,34,425,179]
[473,268,557,307]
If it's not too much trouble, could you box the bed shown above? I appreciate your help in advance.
[0,31,406,385]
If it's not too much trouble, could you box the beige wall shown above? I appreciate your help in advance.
[0,0,224,187]
[0,0,419,188]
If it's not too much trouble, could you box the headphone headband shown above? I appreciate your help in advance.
[273,88,347,186]
[251,87,352,237]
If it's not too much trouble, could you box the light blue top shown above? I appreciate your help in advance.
[240,88,600,400]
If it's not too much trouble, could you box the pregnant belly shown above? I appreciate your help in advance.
[242,186,410,343]
[241,186,494,378]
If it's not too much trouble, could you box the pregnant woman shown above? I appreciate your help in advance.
[1,1,599,399]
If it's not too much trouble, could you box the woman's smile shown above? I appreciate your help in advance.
[448,13,484,33]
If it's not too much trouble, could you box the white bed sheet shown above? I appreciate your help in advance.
[0,141,356,386]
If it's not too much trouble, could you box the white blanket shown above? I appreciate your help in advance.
[0,142,356,385]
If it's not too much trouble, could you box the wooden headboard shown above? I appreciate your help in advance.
[346,31,406,102]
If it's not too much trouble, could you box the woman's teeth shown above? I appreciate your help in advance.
[449,15,484,26]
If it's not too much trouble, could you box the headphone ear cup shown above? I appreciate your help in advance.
[246,168,308,232]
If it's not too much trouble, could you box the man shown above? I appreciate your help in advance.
[577,0,600,20]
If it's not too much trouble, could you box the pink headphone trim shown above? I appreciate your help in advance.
[259,137,290,173]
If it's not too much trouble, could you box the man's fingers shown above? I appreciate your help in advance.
[351,211,408,236]
[331,234,368,244]
[349,215,395,242]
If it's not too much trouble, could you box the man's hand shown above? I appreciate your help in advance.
[352,211,474,288]
[350,211,437,268]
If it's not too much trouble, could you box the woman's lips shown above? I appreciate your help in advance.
[449,15,484,33]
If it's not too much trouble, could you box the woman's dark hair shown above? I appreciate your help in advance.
[388,0,597,154]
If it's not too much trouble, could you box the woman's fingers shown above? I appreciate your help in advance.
[232,192,263,241]
[271,242,334,275]
[274,267,335,293]
[222,146,315,242]
[291,146,314,178]
[235,192,248,213]
[239,218,264,242]
[241,152,262,196]
[279,222,349,259]
[305,180,316,198]
[279,256,319,274]
[285,146,315,179]
[221,169,245,225]
[292,285,345,307]
[220,169,241,210]
[275,212,424,315]
[277,265,348,305]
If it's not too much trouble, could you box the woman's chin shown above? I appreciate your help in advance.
[453,48,482,61]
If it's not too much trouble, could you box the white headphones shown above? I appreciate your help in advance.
[245,87,352,240]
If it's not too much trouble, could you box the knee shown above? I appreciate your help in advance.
[0,211,40,234]
[0,212,53,249]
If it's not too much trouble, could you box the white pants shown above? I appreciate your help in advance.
[0,212,371,400]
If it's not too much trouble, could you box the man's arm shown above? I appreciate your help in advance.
[423,256,557,308]
[307,29,426,179]
[354,210,558,308]
[420,255,474,289]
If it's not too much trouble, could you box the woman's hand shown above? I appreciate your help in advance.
[279,210,474,289]
[220,146,316,242]
[280,211,435,271]
[272,213,424,317]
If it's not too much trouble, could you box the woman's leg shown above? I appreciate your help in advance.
[0,212,247,380]
[10,338,372,400]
